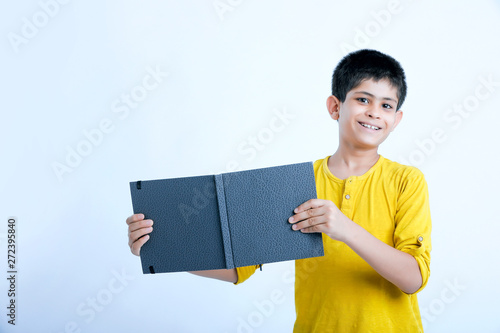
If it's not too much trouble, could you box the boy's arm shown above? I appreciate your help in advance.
[189,269,237,283]
[288,200,423,294]
[126,213,237,283]
[341,219,422,294]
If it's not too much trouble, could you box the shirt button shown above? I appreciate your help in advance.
[345,194,350,200]
[418,236,423,242]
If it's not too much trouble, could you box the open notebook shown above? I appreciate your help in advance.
[129,162,324,274]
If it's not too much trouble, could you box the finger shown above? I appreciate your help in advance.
[126,213,145,225]
[291,215,327,231]
[128,226,153,248]
[131,234,150,256]
[293,199,324,214]
[289,206,325,224]
[299,223,326,234]
[128,219,153,233]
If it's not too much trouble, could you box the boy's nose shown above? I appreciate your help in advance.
[366,108,381,119]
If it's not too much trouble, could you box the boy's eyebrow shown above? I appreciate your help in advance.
[354,91,397,103]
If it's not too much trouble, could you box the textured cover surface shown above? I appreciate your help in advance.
[129,162,324,274]
[130,175,227,273]
[222,162,324,267]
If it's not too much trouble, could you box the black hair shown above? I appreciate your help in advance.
[331,49,407,110]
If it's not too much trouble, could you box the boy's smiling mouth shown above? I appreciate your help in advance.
[358,121,381,130]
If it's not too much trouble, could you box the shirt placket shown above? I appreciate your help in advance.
[340,177,354,218]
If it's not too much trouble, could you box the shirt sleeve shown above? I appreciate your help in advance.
[234,265,260,285]
[393,167,432,294]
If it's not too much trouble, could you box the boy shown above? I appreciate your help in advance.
[126,49,432,332]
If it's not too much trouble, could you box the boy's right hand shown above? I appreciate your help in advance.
[126,213,153,256]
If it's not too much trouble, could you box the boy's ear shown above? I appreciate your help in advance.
[327,95,341,120]
[390,110,404,132]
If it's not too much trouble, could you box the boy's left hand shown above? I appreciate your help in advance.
[289,199,352,242]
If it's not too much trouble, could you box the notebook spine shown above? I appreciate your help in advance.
[215,174,235,269]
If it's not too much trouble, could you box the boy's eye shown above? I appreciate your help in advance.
[357,98,369,104]
[383,103,393,109]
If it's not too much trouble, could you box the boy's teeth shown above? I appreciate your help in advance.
[360,123,379,130]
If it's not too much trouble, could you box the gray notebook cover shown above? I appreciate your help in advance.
[129,162,324,274]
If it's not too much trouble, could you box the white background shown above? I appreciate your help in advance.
[1,0,499,332]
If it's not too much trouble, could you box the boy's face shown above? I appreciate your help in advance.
[327,78,403,151]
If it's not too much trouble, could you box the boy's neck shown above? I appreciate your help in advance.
[328,146,380,180]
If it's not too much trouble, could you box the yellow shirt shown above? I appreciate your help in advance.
[235,155,432,332]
